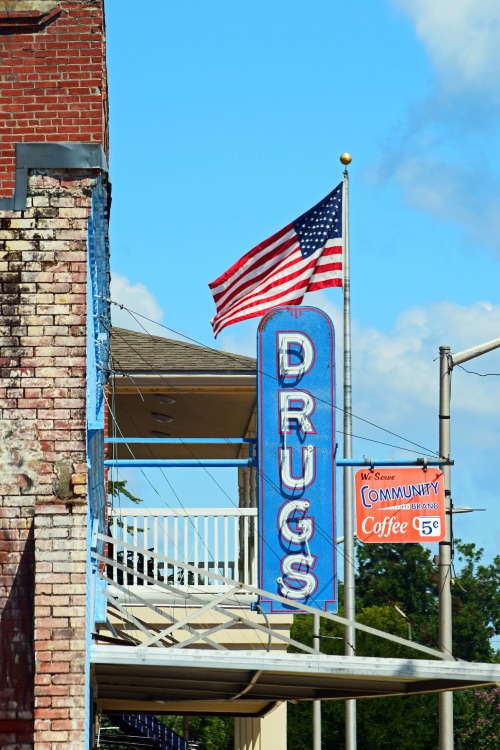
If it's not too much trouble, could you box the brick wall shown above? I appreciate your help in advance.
[0,1,109,746]
[0,0,108,197]
[0,170,98,749]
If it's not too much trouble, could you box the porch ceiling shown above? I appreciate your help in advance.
[110,328,256,460]
[92,647,500,716]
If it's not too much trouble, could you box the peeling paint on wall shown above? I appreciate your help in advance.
[0,420,43,496]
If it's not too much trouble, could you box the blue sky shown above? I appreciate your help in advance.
[105,1,500,570]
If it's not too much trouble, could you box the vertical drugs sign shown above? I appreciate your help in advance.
[257,306,337,613]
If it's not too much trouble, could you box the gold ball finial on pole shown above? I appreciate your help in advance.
[340,152,352,166]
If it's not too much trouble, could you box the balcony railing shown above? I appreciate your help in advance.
[106,506,258,600]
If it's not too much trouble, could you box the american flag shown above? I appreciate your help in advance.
[209,183,343,337]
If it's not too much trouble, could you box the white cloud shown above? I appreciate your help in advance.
[308,293,499,559]
[369,148,500,257]
[354,300,500,425]
[376,2,500,257]
[294,294,500,468]
[221,295,500,430]
[124,294,499,556]
[109,273,165,333]
[393,0,500,96]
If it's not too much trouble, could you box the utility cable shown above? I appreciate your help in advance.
[106,324,426,593]
[104,395,268,647]
[456,364,500,377]
[101,303,448,636]
[107,325,438,458]
[102,296,440,457]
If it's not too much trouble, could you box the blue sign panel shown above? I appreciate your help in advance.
[257,306,337,613]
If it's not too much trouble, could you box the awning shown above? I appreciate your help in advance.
[92,646,500,716]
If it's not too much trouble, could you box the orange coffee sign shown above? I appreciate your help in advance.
[355,467,445,543]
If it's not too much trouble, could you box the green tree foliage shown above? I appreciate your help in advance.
[452,542,500,661]
[356,605,439,749]
[288,541,500,750]
[288,610,345,748]
[456,688,500,749]
[97,715,132,750]
[188,716,234,750]
[356,541,438,648]
[289,603,439,750]
[356,604,415,658]
[99,712,233,749]
[108,479,143,504]
[158,714,233,750]
[357,693,438,750]
[98,715,163,749]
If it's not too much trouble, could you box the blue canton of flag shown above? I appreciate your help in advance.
[295,185,343,257]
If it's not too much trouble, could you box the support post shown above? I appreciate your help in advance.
[438,346,453,750]
[437,335,500,748]
[313,612,321,750]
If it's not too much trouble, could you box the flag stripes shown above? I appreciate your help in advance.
[209,184,343,336]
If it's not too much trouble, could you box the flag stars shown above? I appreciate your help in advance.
[294,185,343,257]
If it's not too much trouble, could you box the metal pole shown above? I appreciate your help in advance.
[313,612,321,750]
[104,458,254,468]
[438,345,453,750]
[341,156,356,750]
[453,336,500,365]
[437,335,500,749]
[105,457,449,469]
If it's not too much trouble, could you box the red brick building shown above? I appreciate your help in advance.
[0,2,110,748]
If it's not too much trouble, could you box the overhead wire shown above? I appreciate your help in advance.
[107,317,441,582]
[104,393,267,649]
[104,418,258,652]
[101,299,449,644]
[105,309,443,604]
[106,332,358,613]
[104,423,443,653]
[103,296,441,457]
[104,334,225,648]
[109,326,253,443]
[103,320,266,646]
[105,393,223,572]
[106,412,332,627]
[455,363,500,377]
[108,333,436,458]
[107,360,437,457]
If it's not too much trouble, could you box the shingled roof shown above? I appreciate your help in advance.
[110,327,256,375]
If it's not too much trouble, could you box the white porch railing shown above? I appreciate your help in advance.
[106,507,258,597]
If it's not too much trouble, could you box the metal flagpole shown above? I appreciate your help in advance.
[340,153,356,750]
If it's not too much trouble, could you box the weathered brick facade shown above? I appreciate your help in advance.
[0,172,100,750]
[0,2,109,748]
